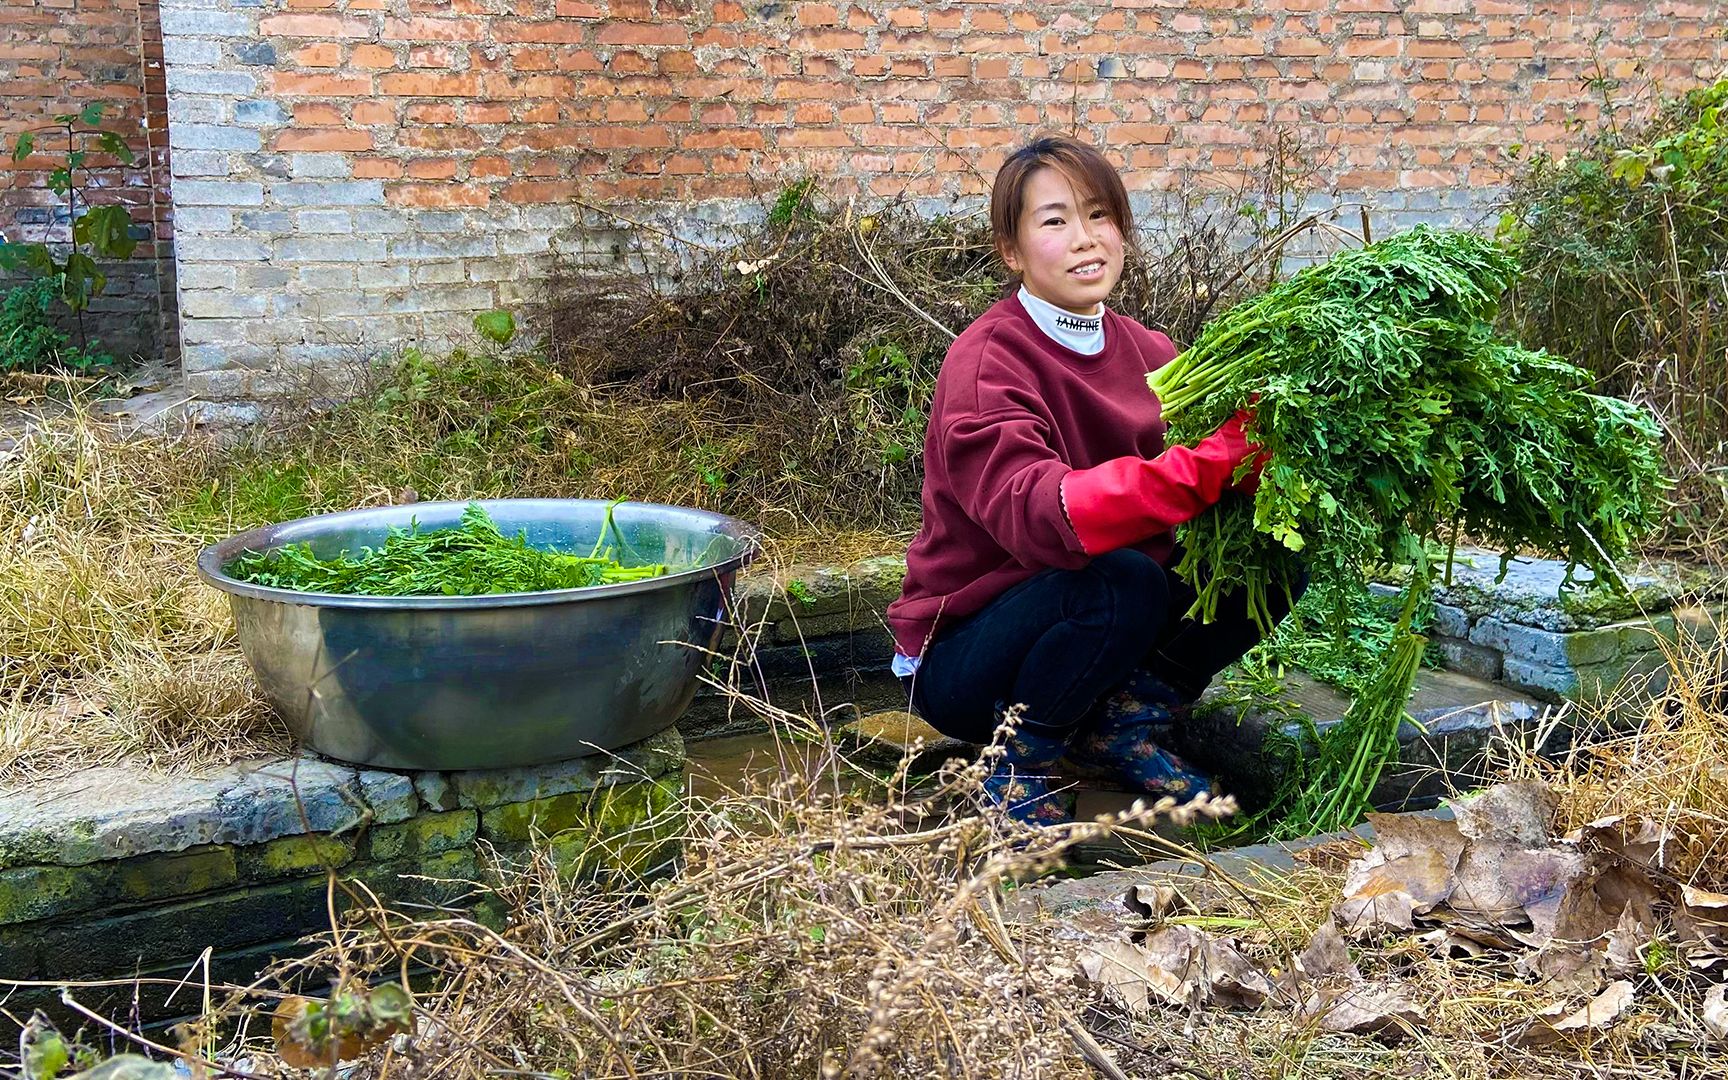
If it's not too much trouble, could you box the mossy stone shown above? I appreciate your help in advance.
[0,864,93,925]
[1,847,240,925]
[544,778,683,879]
[236,833,357,881]
[114,846,239,902]
[364,809,478,862]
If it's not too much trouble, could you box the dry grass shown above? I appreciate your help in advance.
[1529,622,1728,891]
[0,369,906,786]
[9,647,1728,1078]
[153,722,1237,1079]
[1094,637,1728,1078]
[0,416,288,783]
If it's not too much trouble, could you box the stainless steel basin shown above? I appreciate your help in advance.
[197,499,758,770]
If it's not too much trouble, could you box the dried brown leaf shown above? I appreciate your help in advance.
[1307,980,1427,1037]
[1452,782,1558,848]
[1334,814,1465,937]
[1081,926,1277,1013]
[1604,902,1658,975]
[1678,883,1728,947]
[1570,814,1681,872]
[1371,811,1468,862]
[1123,882,1191,923]
[1518,943,1607,996]
[1683,884,1728,920]
[1419,908,1527,951]
[1519,979,1636,1046]
[1448,842,1590,941]
[1080,939,1187,1014]
[1703,983,1728,1041]
[1295,921,1360,984]
[1416,928,1489,959]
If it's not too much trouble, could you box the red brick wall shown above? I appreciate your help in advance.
[0,0,176,363]
[237,0,1726,207]
[154,0,1728,400]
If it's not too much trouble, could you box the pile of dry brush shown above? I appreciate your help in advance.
[536,185,1289,538]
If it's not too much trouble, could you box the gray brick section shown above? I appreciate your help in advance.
[174,236,269,261]
[356,264,411,288]
[295,210,354,233]
[170,180,264,206]
[169,207,234,233]
[1432,636,1502,681]
[288,154,352,179]
[391,235,499,260]
[237,266,290,289]
[270,292,374,318]
[175,264,236,290]
[178,318,252,345]
[292,266,357,290]
[272,181,386,207]
[180,291,269,319]
[234,41,276,65]
[1469,616,1621,668]
[233,100,290,127]
[348,210,409,234]
[276,238,388,263]
[171,124,261,152]
[158,9,255,36]
[498,232,554,256]
[170,151,232,179]
[383,285,494,313]
[281,343,365,365]
[467,258,521,282]
[161,38,221,66]
[392,235,501,260]
[167,97,224,125]
[165,68,257,96]
[181,345,240,373]
[1431,602,1471,639]
[414,211,470,233]
[237,210,292,231]
[1499,658,1577,701]
[414,262,467,284]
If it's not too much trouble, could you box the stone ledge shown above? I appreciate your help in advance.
[730,555,906,647]
[1,730,690,1037]
[0,727,683,870]
[721,548,1717,704]
[1380,545,1722,633]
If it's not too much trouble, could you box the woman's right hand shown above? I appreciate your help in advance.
[1059,410,1263,555]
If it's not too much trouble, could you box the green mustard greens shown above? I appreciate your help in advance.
[227,503,669,597]
[1147,225,1668,839]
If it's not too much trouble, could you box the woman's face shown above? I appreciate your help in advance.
[1000,165,1125,316]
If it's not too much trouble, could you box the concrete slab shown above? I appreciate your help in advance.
[1177,668,1546,813]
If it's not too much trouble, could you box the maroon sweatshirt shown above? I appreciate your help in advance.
[886,294,1184,657]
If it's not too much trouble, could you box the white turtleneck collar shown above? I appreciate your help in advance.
[1017,285,1106,356]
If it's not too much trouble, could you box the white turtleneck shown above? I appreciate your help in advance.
[1016,285,1106,355]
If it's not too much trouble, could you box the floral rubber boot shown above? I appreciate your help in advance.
[1062,668,1214,799]
[981,725,1076,826]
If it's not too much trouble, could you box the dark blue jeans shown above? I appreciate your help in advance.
[906,548,1289,745]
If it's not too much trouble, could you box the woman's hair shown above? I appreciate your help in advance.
[989,136,1135,260]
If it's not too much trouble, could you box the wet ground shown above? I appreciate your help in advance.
[680,732,1181,825]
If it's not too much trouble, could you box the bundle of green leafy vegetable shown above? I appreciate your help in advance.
[228,503,668,597]
[1147,226,1668,839]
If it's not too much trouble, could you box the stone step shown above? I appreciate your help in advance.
[1175,668,1546,813]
